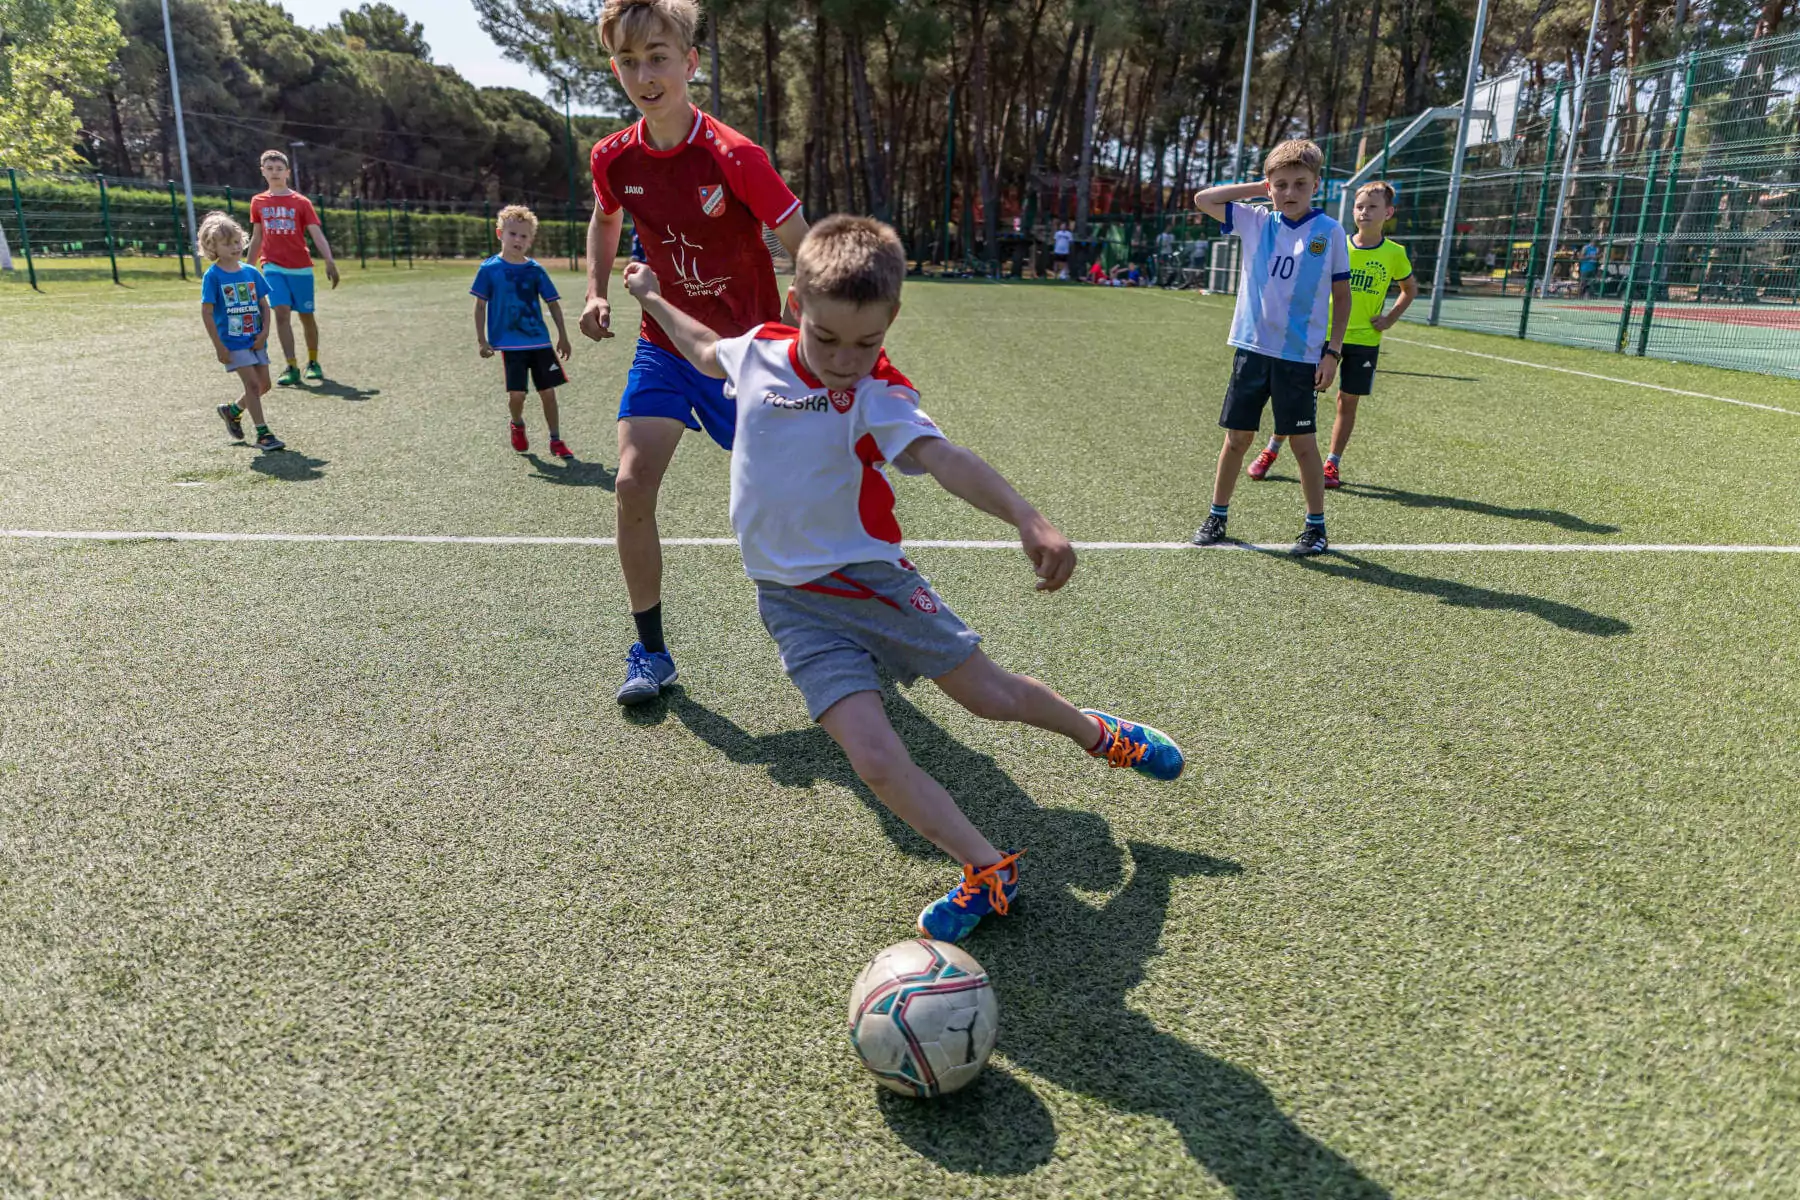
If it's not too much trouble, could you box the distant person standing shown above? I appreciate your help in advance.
[1579,239,1600,297]
[1052,223,1073,279]
[247,149,339,386]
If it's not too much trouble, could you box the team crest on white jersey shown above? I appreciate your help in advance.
[1308,236,1327,256]
[698,184,726,217]
[828,388,854,413]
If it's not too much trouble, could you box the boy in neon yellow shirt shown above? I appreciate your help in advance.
[1248,180,1416,488]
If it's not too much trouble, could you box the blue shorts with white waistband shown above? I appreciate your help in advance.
[618,338,735,450]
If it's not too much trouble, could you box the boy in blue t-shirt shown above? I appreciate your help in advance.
[198,211,284,451]
[471,205,574,458]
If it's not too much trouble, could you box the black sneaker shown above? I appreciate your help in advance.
[217,404,244,441]
[1291,524,1329,556]
[255,430,286,451]
[1191,514,1229,546]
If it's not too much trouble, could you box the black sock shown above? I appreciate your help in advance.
[633,603,666,654]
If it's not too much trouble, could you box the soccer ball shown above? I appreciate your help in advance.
[846,938,998,1098]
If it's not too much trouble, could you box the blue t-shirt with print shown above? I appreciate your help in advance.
[470,256,559,350]
[201,263,269,350]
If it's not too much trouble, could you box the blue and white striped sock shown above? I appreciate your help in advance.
[1305,511,1326,528]
[1210,504,1229,519]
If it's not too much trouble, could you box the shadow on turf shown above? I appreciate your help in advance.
[1339,483,1621,534]
[1379,369,1480,382]
[1275,549,1631,636]
[247,450,328,482]
[525,452,615,489]
[294,377,382,402]
[661,688,1393,1195]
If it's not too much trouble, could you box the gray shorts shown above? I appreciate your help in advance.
[755,561,983,721]
[223,346,270,372]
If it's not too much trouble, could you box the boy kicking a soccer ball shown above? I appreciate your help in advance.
[199,212,284,451]
[247,149,339,386]
[472,205,575,458]
[1246,180,1416,489]
[623,216,1185,943]
[1190,139,1351,556]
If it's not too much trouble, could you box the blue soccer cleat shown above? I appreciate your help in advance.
[615,642,677,705]
[918,852,1022,944]
[1082,710,1185,781]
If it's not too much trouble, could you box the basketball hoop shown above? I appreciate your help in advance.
[1498,135,1525,169]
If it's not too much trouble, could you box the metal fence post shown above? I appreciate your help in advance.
[167,180,187,280]
[1638,56,1697,358]
[1518,81,1564,338]
[1613,149,1664,351]
[403,200,413,268]
[97,175,121,285]
[386,198,397,267]
[8,168,39,290]
[354,196,366,268]
[225,184,234,219]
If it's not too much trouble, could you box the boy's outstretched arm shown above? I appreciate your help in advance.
[904,438,1075,592]
[620,263,725,378]
[1193,180,1270,223]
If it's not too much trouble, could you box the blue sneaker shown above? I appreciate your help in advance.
[1082,710,1185,781]
[917,852,1022,943]
[615,642,677,705]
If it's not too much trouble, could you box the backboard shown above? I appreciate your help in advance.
[1469,71,1525,145]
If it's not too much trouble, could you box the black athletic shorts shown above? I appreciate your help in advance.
[1220,348,1318,436]
[502,346,568,393]
[1338,343,1380,397]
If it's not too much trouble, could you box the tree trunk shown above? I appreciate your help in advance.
[1025,21,1080,226]
[1353,0,1383,160]
[105,86,134,177]
[845,36,887,218]
[1075,25,1101,236]
[804,8,829,216]
[709,7,721,116]
[969,1,999,259]
[763,8,783,169]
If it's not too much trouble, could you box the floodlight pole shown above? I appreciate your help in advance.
[1230,0,1259,181]
[1541,0,1605,298]
[1428,0,1491,325]
[161,0,201,276]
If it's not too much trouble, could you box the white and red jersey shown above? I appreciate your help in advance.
[591,107,802,356]
[716,324,944,587]
[249,191,319,270]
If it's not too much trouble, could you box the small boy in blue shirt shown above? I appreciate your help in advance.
[472,205,574,457]
[199,211,283,451]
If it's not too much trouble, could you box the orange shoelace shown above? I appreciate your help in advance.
[950,851,1022,913]
[1097,720,1147,769]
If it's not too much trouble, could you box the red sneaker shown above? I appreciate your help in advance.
[509,422,528,453]
[1247,448,1278,480]
[548,437,572,459]
[1322,459,1343,489]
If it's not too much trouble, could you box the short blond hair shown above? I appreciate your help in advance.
[259,149,288,169]
[496,204,539,233]
[1356,180,1397,207]
[794,215,906,308]
[600,0,699,53]
[1263,139,1324,179]
[198,210,247,259]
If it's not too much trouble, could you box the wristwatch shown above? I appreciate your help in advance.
[1321,346,1341,360]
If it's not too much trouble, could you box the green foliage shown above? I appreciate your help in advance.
[327,2,430,58]
[0,0,123,169]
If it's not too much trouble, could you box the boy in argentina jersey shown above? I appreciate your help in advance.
[578,0,809,708]
[620,215,1186,945]
[1190,139,1352,556]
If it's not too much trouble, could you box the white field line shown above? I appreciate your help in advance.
[3,530,1798,554]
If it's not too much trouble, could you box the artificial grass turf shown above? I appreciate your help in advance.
[3,271,1799,1197]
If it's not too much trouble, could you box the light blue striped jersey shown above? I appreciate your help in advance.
[1223,203,1352,364]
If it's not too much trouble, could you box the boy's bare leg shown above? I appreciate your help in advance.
[932,650,1101,749]
[1212,429,1257,508]
[1288,432,1327,513]
[298,312,320,362]
[237,368,268,426]
[272,306,297,363]
[615,416,687,615]
[1330,393,1360,457]
[538,387,560,433]
[818,690,1003,867]
[507,391,528,423]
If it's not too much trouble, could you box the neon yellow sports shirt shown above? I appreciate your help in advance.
[1336,236,1414,347]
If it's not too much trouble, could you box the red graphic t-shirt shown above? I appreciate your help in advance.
[249,191,320,270]
[591,107,802,355]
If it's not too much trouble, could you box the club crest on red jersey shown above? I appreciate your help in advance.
[910,587,939,614]
[828,388,855,413]
[698,184,726,218]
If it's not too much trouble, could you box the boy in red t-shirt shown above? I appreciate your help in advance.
[578,0,808,707]
[246,149,340,386]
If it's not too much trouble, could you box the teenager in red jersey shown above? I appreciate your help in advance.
[578,0,808,706]
[245,149,339,386]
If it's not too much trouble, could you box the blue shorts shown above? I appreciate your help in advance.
[264,266,316,314]
[618,339,735,450]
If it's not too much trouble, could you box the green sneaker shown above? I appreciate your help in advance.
[303,360,323,381]
[276,365,302,387]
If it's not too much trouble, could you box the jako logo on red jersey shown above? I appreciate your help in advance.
[828,389,854,414]
[910,587,939,614]
[698,184,726,217]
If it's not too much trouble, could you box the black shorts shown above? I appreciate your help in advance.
[1338,343,1380,397]
[1053,253,1069,264]
[1220,348,1318,436]
[502,347,568,393]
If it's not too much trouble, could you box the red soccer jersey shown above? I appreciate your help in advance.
[591,107,802,354]
[249,191,320,270]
